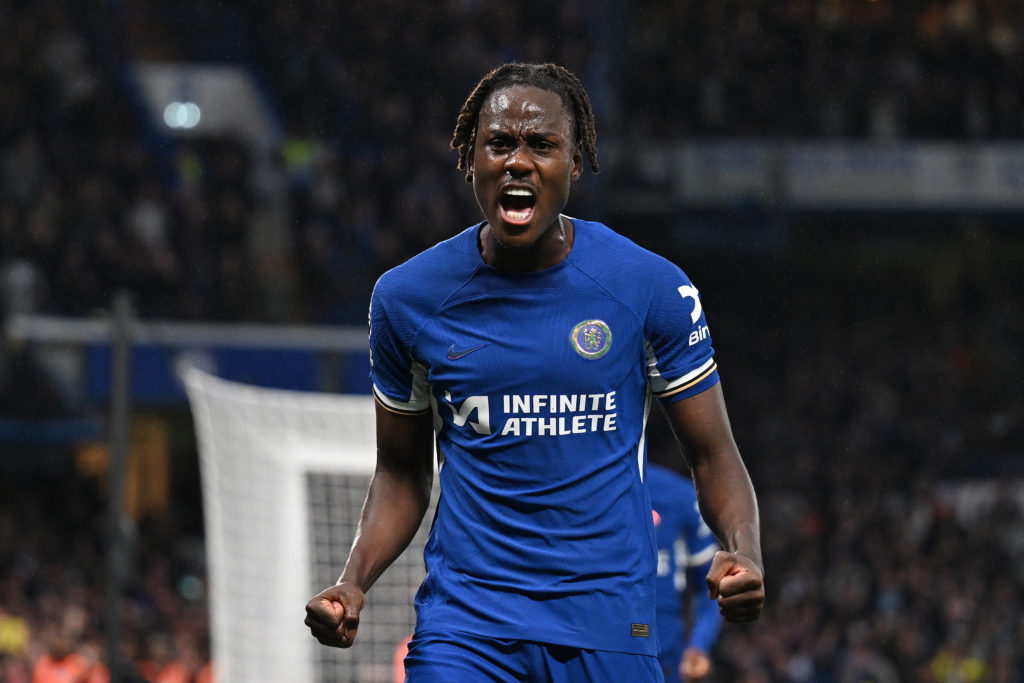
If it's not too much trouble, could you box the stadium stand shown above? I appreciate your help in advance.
[1,0,1022,680]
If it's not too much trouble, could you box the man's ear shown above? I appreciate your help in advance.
[570,146,583,181]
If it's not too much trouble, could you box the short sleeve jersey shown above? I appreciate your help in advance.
[648,462,720,664]
[369,219,720,656]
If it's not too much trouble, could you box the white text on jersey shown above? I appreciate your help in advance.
[689,324,710,346]
[442,391,619,437]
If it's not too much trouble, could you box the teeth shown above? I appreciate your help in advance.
[503,188,533,197]
[506,208,532,220]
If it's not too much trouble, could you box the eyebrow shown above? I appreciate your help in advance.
[482,124,566,139]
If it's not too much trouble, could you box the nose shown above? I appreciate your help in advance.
[504,143,532,176]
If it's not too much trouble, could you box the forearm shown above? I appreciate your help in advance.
[690,449,761,572]
[340,465,431,591]
[339,406,434,592]
[663,384,762,573]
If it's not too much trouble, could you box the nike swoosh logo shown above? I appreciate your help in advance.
[447,342,490,360]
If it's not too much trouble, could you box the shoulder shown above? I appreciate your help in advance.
[571,219,675,267]
[371,225,483,347]
[569,219,691,294]
[373,224,483,311]
[376,224,481,290]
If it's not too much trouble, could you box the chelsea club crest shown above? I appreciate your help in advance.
[570,319,612,360]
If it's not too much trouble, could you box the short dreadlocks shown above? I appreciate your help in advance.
[451,63,600,182]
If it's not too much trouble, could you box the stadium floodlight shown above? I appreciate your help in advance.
[163,101,201,129]
[183,366,436,683]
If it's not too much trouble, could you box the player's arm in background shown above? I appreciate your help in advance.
[680,553,722,680]
[663,384,765,622]
[305,402,434,648]
[676,490,722,681]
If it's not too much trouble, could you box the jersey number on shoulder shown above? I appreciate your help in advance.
[678,285,709,346]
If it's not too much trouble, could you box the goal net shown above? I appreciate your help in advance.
[183,367,436,683]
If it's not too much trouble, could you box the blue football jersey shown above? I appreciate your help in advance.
[648,463,721,666]
[369,218,720,655]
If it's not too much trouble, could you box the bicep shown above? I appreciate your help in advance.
[375,401,434,477]
[661,383,739,470]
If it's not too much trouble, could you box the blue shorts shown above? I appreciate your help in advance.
[658,648,683,683]
[403,630,664,682]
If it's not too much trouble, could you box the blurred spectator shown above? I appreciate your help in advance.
[135,632,193,683]
[837,621,900,683]
[929,624,989,682]
[31,609,109,683]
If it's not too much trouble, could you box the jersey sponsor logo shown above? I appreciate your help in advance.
[500,391,617,436]
[570,319,612,360]
[447,341,491,360]
[689,324,710,347]
[631,623,650,638]
[678,285,710,346]
[677,285,703,323]
[443,391,491,434]
[442,391,618,437]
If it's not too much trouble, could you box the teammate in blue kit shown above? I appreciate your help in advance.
[304,62,764,681]
[649,460,723,682]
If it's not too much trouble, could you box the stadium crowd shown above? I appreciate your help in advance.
[4,0,1024,325]
[1,0,1023,680]
[625,0,1024,139]
[674,243,1024,680]
[0,472,214,682]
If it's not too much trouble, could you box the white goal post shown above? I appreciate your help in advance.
[183,366,436,683]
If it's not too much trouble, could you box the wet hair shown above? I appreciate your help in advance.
[451,62,599,182]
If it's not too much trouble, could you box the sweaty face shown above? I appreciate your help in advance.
[470,85,582,259]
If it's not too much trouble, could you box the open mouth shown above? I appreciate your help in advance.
[500,188,536,224]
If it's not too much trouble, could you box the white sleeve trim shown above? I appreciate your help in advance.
[648,352,717,395]
[372,360,430,414]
